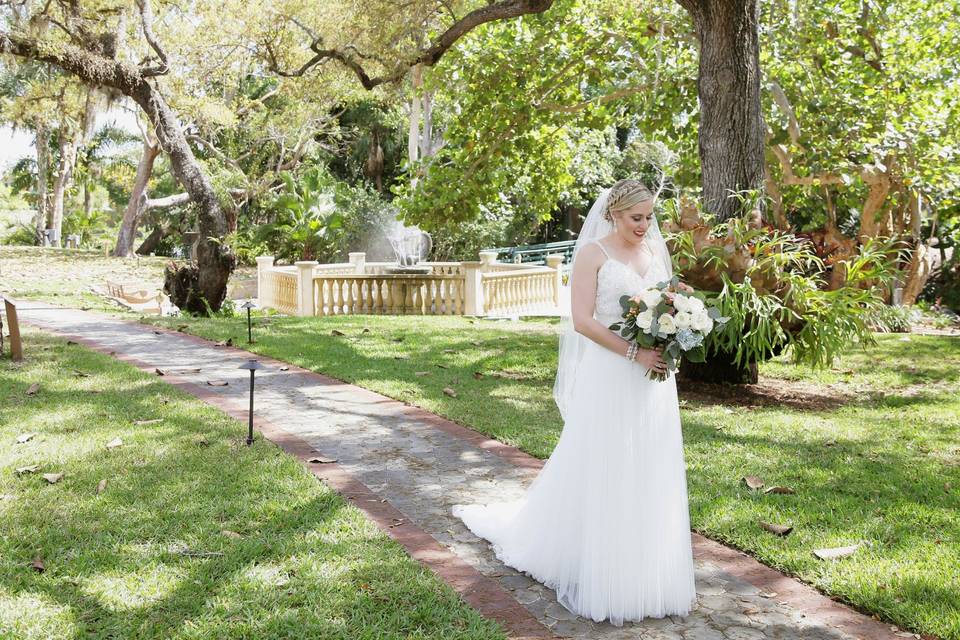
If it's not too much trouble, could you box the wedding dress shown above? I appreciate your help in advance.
[452,190,697,627]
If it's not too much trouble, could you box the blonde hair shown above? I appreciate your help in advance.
[603,179,654,222]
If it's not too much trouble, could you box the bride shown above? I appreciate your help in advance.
[452,179,698,627]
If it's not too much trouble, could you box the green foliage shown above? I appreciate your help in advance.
[62,208,111,247]
[254,167,344,263]
[668,199,900,367]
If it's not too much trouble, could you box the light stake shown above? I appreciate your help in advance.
[238,359,264,445]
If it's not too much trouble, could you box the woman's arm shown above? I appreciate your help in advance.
[570,245,666,371]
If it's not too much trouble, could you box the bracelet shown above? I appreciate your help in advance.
[625,343,639,362]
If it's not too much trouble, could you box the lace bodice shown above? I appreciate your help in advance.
[594,242,669,327]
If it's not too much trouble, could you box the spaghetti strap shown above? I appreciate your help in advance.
[594,239,612,258]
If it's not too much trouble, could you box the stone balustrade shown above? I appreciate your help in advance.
[255,251,566,317]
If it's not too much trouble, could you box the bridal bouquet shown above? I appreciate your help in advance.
[610,278,729,381]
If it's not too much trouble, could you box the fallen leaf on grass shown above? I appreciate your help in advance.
[394,355,409,360]
[15,465,40,475]
[221,530,242,539]
[763,486,796,495]
[392,336,405,342]
[470,341,482,347]
[96,479,108,494]
[30,556,45,573]
[759,521,793,536]
[72,370,91,377]
[16,433,36,444]
[743,475,764,490]
[26,383,40,396]
[813,543,860,560]
[106,438,123,449]
[42,473,64,484]
[414,371,431,377]
[331,330,345,336]
[473,372,484,380]
[206,380,229,387]
[435,363,448,369]
[442,387,458,398]
[443,348,456,354]
[945,482,952,493]
[308,456,337,464]
[133,418,163,426]
[196,436,209,447]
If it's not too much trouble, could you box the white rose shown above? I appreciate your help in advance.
[672,294,692,313]
[658,313,678,335]
[674,311,694,330]
[636,310,655,333]
[640,288,663,309]
[687,296,706,313]
[694,312,714,333]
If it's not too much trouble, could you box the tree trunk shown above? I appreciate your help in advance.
[33,124,50,244]
[50,129,78,247]
[679,0,766,221]
[679,350,758,384]
[114,134,160,256]
[127,82,235,313]
[136,225,165,255]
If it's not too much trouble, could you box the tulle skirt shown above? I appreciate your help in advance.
[452,338,697,626]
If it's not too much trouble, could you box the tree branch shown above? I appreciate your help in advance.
[137,0,169,76]
[267,0,553,90]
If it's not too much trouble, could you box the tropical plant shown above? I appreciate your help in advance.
[663,196,900,371]
[255,169,344,263]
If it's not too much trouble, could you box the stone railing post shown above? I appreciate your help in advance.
[546,254,564,306]
[478,250,498,273]
[295,260,318,316]
[463,261,484,316]
[349,252,366,274]
[255,256,275,302]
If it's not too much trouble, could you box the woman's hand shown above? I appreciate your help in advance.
[635,346,667,375]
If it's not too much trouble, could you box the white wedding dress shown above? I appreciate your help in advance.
[452,241,697,627]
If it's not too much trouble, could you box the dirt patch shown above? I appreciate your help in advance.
[678,376,854,411]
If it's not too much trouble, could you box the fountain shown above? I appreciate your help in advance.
[384,220,433,275]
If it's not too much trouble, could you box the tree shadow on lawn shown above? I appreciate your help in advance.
[3,426,503,640]
[681,414,959,555]
[0,338,505,640]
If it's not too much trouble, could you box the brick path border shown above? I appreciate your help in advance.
[16,304,931,640]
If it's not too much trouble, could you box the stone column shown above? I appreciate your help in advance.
[463,261,484,316]
[295,260,318,316]
[546,254,565,306]
[256,256,275,303]
[478,250,499,273]
[349,252,366,274]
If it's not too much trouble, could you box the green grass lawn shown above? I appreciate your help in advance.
[0,328,507,640]
[143,312,960,640]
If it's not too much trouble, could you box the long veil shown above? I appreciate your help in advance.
[552,185,673,420]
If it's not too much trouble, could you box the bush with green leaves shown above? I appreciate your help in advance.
[664,200,900,369]
[254,168,344,264]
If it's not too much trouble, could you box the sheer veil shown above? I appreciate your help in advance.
[552,184,673,420]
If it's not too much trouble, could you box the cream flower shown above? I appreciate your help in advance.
[693,312,714,333]
[636,310,655,333]
[658,313,678,335]
[674,311,694,330]
[640,288,663,309]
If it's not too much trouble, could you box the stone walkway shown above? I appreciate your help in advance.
[15,302,915,640]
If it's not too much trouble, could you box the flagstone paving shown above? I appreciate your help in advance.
[15,301,913,640]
